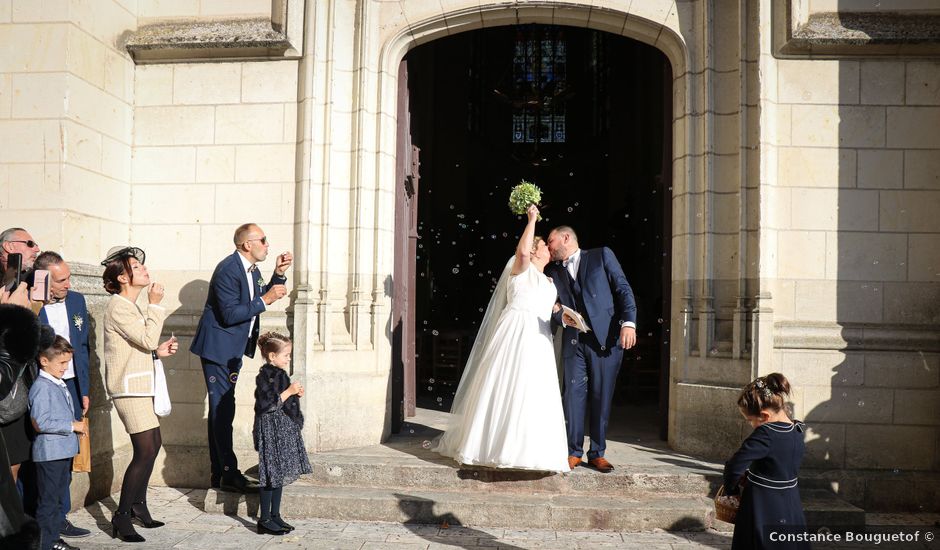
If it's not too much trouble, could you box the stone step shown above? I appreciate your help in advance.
[204,485,718,531]
[308,453,716,497]
[202,486,863,532]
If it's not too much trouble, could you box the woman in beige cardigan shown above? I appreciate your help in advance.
[101,246,177,543]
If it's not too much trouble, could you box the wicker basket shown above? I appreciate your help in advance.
[714,485,739,524]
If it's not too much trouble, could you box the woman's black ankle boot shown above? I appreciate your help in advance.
[111,511,145,542]
[130,502,165,528]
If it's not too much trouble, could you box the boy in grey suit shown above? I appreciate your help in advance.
[29,334,86,550]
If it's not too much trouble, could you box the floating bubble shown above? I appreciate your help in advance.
[574,202,579,207]
[437,397,443,403]
[858,400,865,407]
[422,440,432,449]
[567,207,573,212]
[429,378,435,384]
[427,386,433,391]
[658,318,664,324]
[410,429,415,434]
[452,268,459,274]
[432,330,439,336]
[449,204,455,209]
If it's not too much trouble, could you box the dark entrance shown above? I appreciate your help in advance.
[395,25,672,438]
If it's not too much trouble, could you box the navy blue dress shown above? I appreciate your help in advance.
[724,420,809,550]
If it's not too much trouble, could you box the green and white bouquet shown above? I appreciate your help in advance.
[508,180,543,220]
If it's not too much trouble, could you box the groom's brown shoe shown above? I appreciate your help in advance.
[568,456,582,470]
[588,457,614,473]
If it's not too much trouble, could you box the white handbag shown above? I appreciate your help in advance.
[152,358,172,417]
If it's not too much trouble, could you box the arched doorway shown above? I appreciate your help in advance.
[392,24,674,440]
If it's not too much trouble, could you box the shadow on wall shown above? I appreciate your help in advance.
[159,278,211,489]
[85,312,116,506]
[798,11,940,513]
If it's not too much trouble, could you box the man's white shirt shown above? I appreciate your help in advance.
[238,253,262,335]
[43,301,75,379]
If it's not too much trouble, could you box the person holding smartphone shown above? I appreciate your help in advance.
[0,228,40,273]
[34,252,92,540]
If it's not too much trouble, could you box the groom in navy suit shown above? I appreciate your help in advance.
[191,223,291,492]
[546,226,636,473]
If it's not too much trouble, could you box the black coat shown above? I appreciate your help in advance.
[252,364,303,449]
[724,421,809,550]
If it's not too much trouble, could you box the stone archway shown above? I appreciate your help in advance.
[291,0,763,460]
[376,1,694,442]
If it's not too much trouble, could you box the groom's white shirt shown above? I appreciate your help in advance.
[563,248,582,280]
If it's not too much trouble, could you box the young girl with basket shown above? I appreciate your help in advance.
[722,373,809,550]
[252,332,312,536]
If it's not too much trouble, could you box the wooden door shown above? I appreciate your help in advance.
[392,59,420,432]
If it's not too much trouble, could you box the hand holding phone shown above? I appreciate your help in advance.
[2,253,23,291]
[30,269,50,302]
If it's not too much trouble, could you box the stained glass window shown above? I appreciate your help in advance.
[512,27,566,144]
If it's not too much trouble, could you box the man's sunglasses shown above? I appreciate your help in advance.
[8,240,39,248]
[240,236,267,245]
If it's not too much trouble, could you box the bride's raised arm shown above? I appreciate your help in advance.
[511,204,540,275]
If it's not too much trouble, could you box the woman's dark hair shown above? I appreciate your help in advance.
[38,335,73,361]
[737,373,791,417]
[258,332,291,360]
[102,256,134,295]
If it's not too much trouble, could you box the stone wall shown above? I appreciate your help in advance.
[0,0,135,264]
[128,58,300,485]
[137,0,271,23]
[762,1,940,508]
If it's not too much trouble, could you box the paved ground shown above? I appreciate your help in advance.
[59,487,940,550]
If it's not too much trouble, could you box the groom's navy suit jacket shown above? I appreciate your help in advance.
[546,247,636,356]
[190,251,286,366]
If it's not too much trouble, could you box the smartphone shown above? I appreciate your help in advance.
[29,269,50,302]
[2,253,23,291]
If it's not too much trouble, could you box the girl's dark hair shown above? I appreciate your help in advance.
[258,332,291,359]
[737,373,791,417]
[102,256,134,295]
[39,335,74,361]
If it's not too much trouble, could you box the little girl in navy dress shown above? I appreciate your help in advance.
[253,332,312,536]
[724,373,809,550]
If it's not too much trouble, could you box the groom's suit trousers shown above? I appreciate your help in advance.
[563,335,623,460]
[562,271,623,460]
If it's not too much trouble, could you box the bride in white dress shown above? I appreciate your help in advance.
[434,205,570,473]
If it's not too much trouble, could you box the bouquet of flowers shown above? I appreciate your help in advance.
[508,180,543,220]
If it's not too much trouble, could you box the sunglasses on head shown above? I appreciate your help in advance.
[9,240,38,248]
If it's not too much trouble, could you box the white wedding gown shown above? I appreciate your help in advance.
[434,262,570,472]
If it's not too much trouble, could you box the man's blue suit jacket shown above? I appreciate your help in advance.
[546,247,637,356]
[190,251,286,365]
[38,290,91,398]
